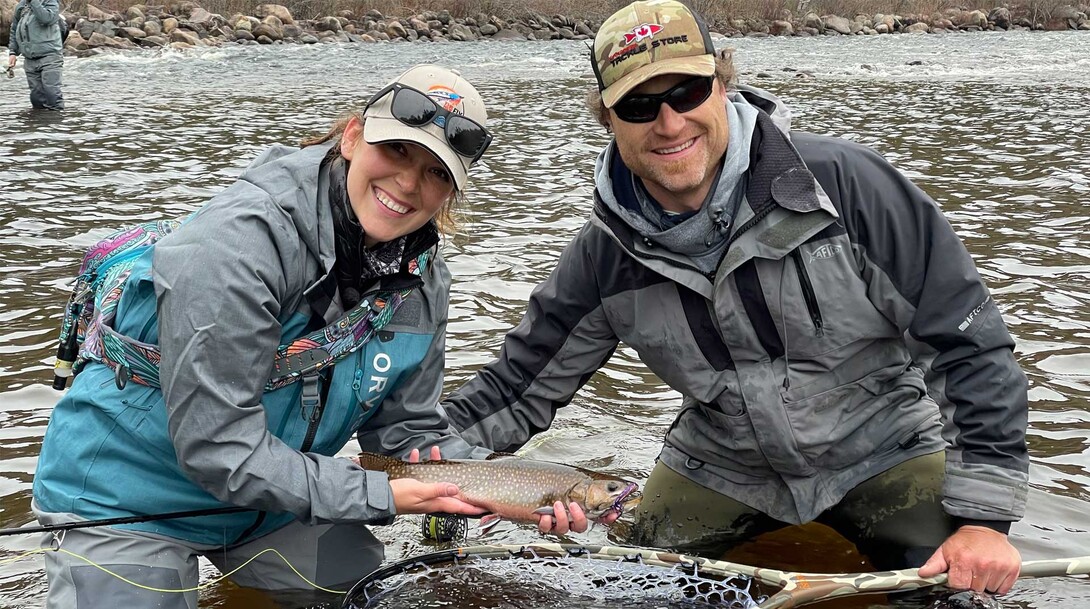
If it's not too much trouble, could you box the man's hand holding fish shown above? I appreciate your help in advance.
[530,499,620,535]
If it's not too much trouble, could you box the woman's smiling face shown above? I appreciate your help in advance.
[340,116,455,248]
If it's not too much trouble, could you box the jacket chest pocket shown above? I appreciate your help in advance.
[765,245,892,358]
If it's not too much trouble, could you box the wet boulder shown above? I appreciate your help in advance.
[824,14,852,33]
[989,7,1011,28]
[492,28,528,40]
[255,3,292,25]
[87,30,133,48]
[770,19,794,35]
[314,16,341,32]
[139,34,167,47]
[170,28,202,45]
[163,0,199,17]
[64,30,88,50]
[385,20,408,39]
[409,17,430,36]
[1046,5,1087,29]
[118,26,147,39]
[252,21,282,40]
[448,22,475,40]
[958,9,988,29]
[86,4,111,21]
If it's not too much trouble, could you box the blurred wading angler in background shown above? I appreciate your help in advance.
[32,64,494,608]
[7,0,65,110]
[440,0,1030,597]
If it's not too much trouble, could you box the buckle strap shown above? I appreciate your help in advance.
[300,373,321,422]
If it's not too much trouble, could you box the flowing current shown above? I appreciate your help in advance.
[1,30,1088,608]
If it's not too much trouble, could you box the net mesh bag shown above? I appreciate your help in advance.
[343,544,766,609]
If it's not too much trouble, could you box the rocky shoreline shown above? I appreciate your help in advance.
[1,0,1088,55]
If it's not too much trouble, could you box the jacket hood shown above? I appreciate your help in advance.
[734,84,793,133]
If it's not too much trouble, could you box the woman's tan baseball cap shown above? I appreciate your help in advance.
[363,64,489,191]
[591,0,717,108]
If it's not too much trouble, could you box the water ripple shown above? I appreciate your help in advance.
[1,31,1088,608]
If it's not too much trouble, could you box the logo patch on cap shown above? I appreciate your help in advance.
[621,22,663,45]
[426,85,464,113]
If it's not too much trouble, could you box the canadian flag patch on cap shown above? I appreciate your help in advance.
[621,23,663,45]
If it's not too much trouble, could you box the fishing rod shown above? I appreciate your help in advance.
[0,505,251,537]
[4,508,473,541]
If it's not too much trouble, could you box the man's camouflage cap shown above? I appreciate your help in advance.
[592,0,716,108]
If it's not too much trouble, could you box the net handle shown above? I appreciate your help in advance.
[748,555,1090,608]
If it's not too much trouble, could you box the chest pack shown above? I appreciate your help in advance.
[52,218,429,393]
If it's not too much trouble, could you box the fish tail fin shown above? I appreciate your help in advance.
[355,451,402,472]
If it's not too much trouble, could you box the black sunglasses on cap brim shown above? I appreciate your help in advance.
[612,76,715,124]
[364,82,492,164]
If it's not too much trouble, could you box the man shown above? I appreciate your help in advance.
[441,0,1029,595]
[7,0,65,110]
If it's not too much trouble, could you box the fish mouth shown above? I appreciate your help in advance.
[610,483,641,514]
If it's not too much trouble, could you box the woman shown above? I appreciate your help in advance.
[32,64,493,608]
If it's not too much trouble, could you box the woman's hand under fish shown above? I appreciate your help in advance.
[389,478,488,516]
[354,446,483,516]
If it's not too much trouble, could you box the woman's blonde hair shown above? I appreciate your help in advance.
[301,114,464,236]
[584,50,738,130]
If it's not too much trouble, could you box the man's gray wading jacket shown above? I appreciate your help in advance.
[8,0,63,59]
[442,87,1029,526]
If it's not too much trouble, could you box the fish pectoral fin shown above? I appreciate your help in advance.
[476,515,503,534]
[532,506,556,516]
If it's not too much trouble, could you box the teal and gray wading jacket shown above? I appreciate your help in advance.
[33,143,484,546]
[442,87,1029,529]
[8,0,64,59]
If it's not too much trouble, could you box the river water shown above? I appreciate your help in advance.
[1,30,1088,608]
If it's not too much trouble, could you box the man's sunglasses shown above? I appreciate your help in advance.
[365,82,492,164]
[612,76,715,124]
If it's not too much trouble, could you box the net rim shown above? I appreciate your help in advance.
[341,543,779,608]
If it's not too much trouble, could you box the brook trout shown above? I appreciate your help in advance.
[357,452,641,523]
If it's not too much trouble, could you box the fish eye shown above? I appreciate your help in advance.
[607,482,620,492]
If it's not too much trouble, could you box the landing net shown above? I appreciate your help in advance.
[342,544,765,609]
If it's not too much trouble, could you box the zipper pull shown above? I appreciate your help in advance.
[705,209,731,246]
